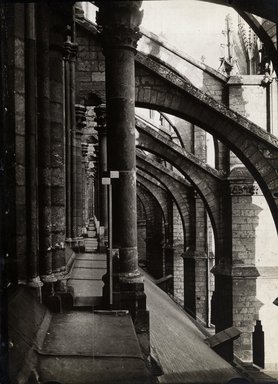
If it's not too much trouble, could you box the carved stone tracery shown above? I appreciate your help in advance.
[229,182,262,196]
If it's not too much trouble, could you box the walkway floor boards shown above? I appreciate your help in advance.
[143,272,241,384]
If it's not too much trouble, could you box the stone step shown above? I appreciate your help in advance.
[73,295,103,308]
[75,253,106,261]
[85,242,98,248]
[68,277,104,297]
[85,248,98,252]
[74,259,107,269]
[38,311,152,384]
[71,268,106,280]
[85,240,98,244]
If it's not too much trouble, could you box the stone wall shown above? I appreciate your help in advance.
[228,76,267,129]
[173,202,184,305]
[76,23,105,105]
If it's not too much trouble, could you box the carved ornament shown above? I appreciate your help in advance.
[96,1,143,51]
[229,183,262,196]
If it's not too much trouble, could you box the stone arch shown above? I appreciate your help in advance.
[75,18,278,228]
[137,193,147,221]
[135,55,278,231]
[137,182,165,278]
[136,118,226,263]
[137,152,195,250]
[137,173,168,228]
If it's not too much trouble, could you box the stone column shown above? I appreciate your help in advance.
[70,43,78,244]
[25,4,42,289]
[172,202,184,306]
[64,30,72,241]
[92,141,99,221]
[94,104,108,249]
[211,168,262,363]
[164,198,174,294]
[97,1,149,355]
[228,168,261,364]
[49,19,67,276]
[64,29,78,245]
[184,193,209,324]
[81,142,89,228]
[75,105,86,238]
[37,3,56,285]
[96,0,143,279]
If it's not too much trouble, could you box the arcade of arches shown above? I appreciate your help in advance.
[1,1,278,383]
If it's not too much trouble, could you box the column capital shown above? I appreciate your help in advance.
[94,104,107,134]
[211,261,260,278]
[96,1,143,51]
[193,190,200,199]
[63,27,78,61]
[228,166,262,196]
[74,2,84,20]
[75,104,86,136]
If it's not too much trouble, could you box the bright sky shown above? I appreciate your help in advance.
[84,0,239,70]
[141,0,238,69]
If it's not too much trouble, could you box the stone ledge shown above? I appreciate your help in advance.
[228,75,265,85]
[211,264,260,277]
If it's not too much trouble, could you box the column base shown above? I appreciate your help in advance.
[65,237,73,249]
[27,276,43,288]
[41,273,57,283]
[27,276,44,302]
[71,237,85,253]
[41,280,62,313]
[114,282,150,357]
[98,230,108,252]
[53,271,74,311]
[102,256,150,357]
[114,272,150,357]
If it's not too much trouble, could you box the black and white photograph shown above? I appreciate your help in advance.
[1,1,278,383]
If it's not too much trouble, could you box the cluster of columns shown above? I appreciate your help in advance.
[95,1,149,353]
[3,3,79,307]
[7,2,96,309]
[96,2,143,285]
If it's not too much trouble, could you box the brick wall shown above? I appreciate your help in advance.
[137,185,164,278]
[137,220,146,266]
[76,25,105,104]
[229,169,278,366]
[228,76,267,129]
[173,202,184,305]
